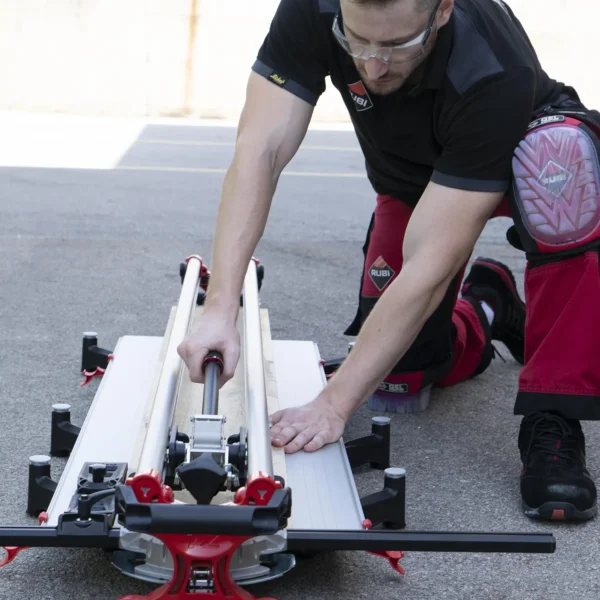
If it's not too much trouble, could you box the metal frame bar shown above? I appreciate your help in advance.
[242,260,273,478]
[286,530,556,554]
[43,336,165,527]
[137,256,201,474]
[273,340,366,530]
[0,527,555,555]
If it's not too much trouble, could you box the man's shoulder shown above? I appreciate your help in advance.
[281,0,337,17]
[317,0,339,13]
[274,0,337,34]
[444,0,539,97]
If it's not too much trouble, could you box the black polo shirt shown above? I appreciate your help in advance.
[252,0,579,205]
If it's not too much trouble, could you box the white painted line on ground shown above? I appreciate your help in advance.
[0,111,144,169]
[134,116,356,132]
[0,111,356,170]
[139,139,362,152]
[0,111,355,132]
[116,165,367,178]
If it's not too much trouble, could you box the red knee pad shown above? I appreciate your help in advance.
[510,115,600,259]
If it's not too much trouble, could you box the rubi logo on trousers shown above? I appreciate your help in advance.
[369,256,395,291]
[348,81,373,111]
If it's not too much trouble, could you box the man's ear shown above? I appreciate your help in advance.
[437,0,455,28]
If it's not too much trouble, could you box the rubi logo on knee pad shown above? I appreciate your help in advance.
[538,160,572,197]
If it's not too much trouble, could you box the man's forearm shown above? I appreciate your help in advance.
[204,150,277,322]
[323,260,456,418]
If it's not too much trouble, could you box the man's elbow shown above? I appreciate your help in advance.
[402,244,468,294]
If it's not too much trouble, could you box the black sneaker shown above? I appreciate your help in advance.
[460,295,496,378]
[519,412,597,522]
[461,257,525,365]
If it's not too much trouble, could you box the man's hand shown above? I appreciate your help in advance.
[270,395,348,454]
[177,309,240,385]
[283,183,505,431]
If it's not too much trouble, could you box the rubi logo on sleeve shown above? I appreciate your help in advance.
[348,81,373,111]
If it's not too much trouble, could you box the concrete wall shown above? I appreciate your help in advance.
[0,0,597,123]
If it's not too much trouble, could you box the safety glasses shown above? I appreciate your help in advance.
[332,0,442,64]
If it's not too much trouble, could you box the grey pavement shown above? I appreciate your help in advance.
[0,121,598,600]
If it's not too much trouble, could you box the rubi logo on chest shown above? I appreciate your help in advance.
[348,80,373,111]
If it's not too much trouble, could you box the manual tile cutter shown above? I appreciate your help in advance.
[0,256,556,600]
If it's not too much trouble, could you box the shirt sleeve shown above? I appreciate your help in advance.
[431,68,536,193]
[252,0,329,106]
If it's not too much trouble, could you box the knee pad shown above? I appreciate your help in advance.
[509,115,600,261]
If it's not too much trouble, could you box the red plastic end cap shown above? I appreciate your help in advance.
[362,519,373,530]
[38,512,49,525]
[202,352,224,373]
[185,254,203,265]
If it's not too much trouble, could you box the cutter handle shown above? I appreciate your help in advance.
[202,350,224,415]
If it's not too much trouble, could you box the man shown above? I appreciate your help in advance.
[177,0,600,522]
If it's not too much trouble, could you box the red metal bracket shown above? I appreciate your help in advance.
[119,471,281,600]
[0,546,28,568]
[126,469,174,504]
[318,359,336,381]
[80,353,114,387]
[369,550,406,575]
[185,255,203,265]
[234,472,282,507]
[185,255,211,292]
[362,519,406,576]
[118,535,277,600]
[1,513,49,568]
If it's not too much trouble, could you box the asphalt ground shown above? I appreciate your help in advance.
[0,115,599,600]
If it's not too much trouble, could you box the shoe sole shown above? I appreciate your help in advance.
[523,500,598,522]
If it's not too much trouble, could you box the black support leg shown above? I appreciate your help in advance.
[345,416,391,470]
[361,468,407,529]
[81,332,112,373]
[27,455,57,517]
[50,404,81,457]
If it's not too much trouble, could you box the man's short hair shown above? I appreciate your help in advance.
[348,0,438,13]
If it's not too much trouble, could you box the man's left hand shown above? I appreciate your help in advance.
[270,395,348,454]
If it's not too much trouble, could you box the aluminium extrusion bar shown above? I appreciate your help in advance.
[243,260,274,478]
[42,336,165,527]
[286,530,556,554]
[137,256,202,475]
[0,528,555,554]
[0,527,122,549]
[273,340,366,530]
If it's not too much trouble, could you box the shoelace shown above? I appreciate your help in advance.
[492,344,506,363]
[503,301,525,337]
[523,413,579,465]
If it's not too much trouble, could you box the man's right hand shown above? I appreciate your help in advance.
[176,73,313,387]
[177,310,241,386]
